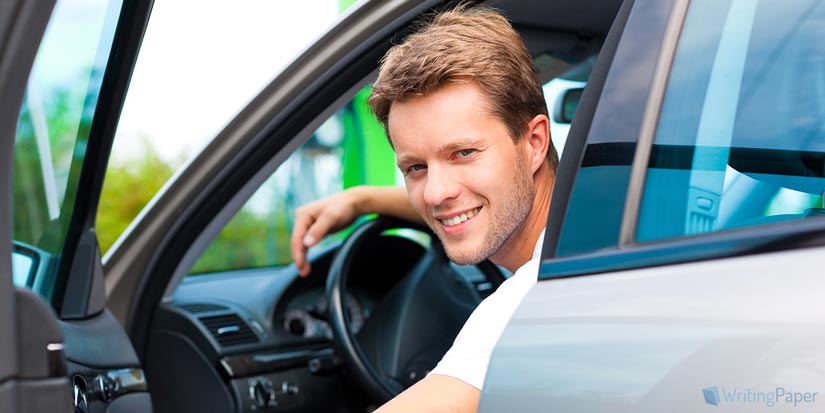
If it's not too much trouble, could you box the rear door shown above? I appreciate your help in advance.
[6,0,155,411]
[485,0,825,411]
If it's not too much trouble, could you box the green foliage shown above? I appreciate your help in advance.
[13,85,89,252]
[189,207,292,274]
[13,111,50,248]
[96,141,176,254]
[97,138,295,273]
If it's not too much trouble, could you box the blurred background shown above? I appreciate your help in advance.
[100,0,366,269]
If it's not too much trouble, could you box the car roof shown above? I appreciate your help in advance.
[497,0,624,35]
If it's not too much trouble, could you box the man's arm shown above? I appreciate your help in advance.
[374,374,480,413]
[290,185,422,276]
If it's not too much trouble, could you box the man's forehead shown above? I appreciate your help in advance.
[386,81,494,121]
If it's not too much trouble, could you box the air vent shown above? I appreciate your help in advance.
[179,303,228,314]
[200,314,259,347]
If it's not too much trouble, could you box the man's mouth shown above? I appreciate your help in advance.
[438,207,481,227]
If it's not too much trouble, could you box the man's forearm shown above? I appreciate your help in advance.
[352,185,424,224]
[374,374,480,413]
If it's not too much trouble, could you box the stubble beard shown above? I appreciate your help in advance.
[441,155,535,265]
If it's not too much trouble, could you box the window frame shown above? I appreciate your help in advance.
[539,0,825,281]
[13,0,155,316]
[541,0,677,265]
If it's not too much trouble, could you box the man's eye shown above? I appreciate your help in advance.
[457,149,476,157]
[407,164,426,174]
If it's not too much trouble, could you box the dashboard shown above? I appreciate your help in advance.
[282,289,371,340]
[142,234,493,413]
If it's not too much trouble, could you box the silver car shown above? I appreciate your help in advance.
[2,0,823,412]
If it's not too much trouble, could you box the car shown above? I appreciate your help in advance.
[2,0,823,413]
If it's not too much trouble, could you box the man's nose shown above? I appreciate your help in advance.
[423,165,460,206]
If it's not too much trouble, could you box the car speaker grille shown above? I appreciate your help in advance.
[200,314,259,347]
[179,303,229,313]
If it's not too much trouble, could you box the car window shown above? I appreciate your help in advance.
[189,85,397,274]
[636,0,825,242]
[188,67,581,275]
[12,0,123,295]
[97,1,355,258]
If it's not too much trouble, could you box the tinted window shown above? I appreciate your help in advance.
[12,0,123,295]
[637,0,825,241]
[552,0,675,258]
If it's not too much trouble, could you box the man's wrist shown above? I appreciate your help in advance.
[348,185,373,217]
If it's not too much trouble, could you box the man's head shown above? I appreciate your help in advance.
[368,5,558,170]
[367,5,556,271]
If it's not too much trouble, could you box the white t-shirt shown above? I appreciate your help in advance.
[428,231,544,390]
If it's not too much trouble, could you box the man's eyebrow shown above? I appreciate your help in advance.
[396,138,486,167]
[395,155,419,168]
[436,138,483,153]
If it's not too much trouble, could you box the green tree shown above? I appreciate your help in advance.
[96,141,176,254]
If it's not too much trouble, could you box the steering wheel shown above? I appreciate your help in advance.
[325,216,505,403]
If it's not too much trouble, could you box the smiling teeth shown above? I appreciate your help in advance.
[440,208,480,227]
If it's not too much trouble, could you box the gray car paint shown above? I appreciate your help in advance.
[484,245,825,412]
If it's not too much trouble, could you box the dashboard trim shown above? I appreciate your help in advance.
[220,347,333,378]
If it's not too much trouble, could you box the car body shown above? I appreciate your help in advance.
[2,0,823,412]
[486,0,825,411]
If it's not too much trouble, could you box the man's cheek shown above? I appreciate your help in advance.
[405,184,427,216]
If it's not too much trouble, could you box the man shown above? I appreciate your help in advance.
[290,5,557,412]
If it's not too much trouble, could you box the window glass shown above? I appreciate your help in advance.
[97,1,354,256]
[189,86,397,274]
[12,0,123,292]
[637,0,825,242]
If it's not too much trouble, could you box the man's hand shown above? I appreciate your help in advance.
[291,188,364,277]
[290,185,422,277]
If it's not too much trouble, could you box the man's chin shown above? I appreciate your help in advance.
[442,244,489,266]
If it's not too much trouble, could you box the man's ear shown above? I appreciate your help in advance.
[522,114,551,174]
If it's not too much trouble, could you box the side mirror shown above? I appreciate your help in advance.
[12,245,39,288]
[552,87,584,124]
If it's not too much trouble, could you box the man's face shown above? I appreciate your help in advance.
[389,82,535,265]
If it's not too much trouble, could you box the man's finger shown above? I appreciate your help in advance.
[304,213,337,249]
[291,211,315,277]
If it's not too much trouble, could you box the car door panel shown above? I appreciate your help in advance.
[485,245,825,412]
[5,0,155,410]
[0,0,75,411]
[61,311,143,368]
[487,0,825,411]
[60,231,107,319]
[13,288,72,411]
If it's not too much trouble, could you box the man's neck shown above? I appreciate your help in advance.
[490,164,554,272]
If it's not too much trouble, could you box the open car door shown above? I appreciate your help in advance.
[3,0,154,411]
[0,0,72,411]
